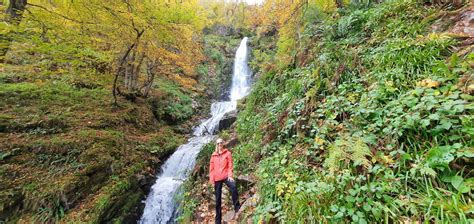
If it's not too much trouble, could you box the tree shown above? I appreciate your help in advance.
[1,0,27,62]
[6,0,27,21]
[17,0,206,104]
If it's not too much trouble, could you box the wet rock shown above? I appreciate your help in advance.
[206,89,215,98]
[99,182,144,223]
[237,174,256,184]
[214,25,235,36]
[431,6,474,38]
[450,7,474,37]
[218,110,237,131]
[192,99,201,110]
[235,193,260,221]
[237,174,256,190]
[225,135,239,149]
[136,174,147,188]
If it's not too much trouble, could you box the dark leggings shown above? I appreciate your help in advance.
[214,178,240,224]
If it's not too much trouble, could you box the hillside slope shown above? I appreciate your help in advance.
[0,42,204,223]
[182,1,473,223]
[0,2,239,222]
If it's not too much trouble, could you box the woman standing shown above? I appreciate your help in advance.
[209,138,240,224]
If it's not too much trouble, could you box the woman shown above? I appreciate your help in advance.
[209,138,240,224]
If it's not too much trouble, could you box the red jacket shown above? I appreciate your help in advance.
[209,148,233,184]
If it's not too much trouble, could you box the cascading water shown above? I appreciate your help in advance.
[139,37,252,223]
[229,37,252,102]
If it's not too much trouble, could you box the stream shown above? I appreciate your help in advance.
[139,37,252,223]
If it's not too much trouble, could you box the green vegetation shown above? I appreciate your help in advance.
[230,1,473,223]
[198,28,243,100]
[148,77,195,123]
[176,143,216,223]
[2,0,473,223]
[0,0,211,222]
[0,56,192,222]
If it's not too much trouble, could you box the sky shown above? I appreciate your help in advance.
[243,0,264,4]
[225,0,264,5]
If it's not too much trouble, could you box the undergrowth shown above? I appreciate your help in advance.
[0,17,199,223]
[234,1,473,223]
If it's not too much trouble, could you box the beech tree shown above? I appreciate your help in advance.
[6,0,27,21]
[16,0,206,104]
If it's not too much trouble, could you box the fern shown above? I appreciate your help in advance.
[352,138,372,168]
[324,135,372,173]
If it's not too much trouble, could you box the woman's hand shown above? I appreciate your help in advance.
[228,177,234,182]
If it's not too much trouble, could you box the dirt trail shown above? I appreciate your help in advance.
[191,178,258,223]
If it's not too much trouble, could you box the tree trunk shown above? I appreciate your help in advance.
[112,29,144,105]
[2,0,27,63]
[142,60,156,98]
[6,0,27,21]
[131,52,145,91]
[113,44,136,105]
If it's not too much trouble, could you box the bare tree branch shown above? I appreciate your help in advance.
[27,3,95,24]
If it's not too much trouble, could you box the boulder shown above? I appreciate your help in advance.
[218,110,237,131]
[234,193,260,221]
[191,99,201,110]
[237,174,256,185]
[237,174,256,189]
[225,135,239,149]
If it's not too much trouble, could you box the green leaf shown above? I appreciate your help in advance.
[451,175,463,190]
[428,113,440,120]
[349,189,357,196]
[352,215,359,222]
[346,195,356,202]
[438,121,452,130]
[458,184,470,193]
[453,104,465,113]
[363,204,372,212]
[439,170,455,181]
[413,88,424,96]
[0,151,12,161]
[372,207,382,219]
[461,94,474,101]
[426,146,455,170]
[421,119,430,127]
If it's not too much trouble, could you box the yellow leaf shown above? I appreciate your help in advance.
[314,137,325,145]
[417,78,440,88]
[468,84,474,91]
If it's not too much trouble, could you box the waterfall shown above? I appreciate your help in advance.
[139,37,252,223]
[229,37,252,102]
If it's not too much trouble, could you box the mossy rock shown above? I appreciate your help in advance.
[99,185,143,223]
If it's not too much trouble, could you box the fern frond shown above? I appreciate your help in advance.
[352,138,372,169]
[324,135,373,173]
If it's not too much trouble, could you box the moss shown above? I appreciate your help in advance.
[197,33,242,100]
[0,64,202,223]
